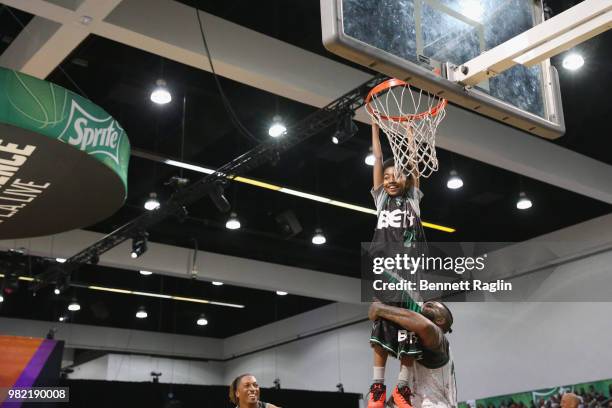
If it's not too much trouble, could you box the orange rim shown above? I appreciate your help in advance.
[366,78,447,122]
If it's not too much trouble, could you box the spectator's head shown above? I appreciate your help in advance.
[229,373,260,407]
[421,301,454,333]
[561,393,581,408]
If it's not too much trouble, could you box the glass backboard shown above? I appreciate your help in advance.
[321,0,565,139]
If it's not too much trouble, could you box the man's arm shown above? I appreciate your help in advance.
[372,121,384,190]
[369,301,440,349]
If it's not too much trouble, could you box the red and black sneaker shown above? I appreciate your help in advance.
[368,383,386,408]
[392,385,413,408]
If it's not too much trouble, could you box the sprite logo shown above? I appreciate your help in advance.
[58,100,125,165]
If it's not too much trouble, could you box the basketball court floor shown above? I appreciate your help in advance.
[0,0,611,407]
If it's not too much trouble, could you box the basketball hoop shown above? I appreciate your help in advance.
[365,78,447,179]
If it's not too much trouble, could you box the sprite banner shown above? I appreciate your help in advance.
[460,378,612,408]
[0,67,130,238]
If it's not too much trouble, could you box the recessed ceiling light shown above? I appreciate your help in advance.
[276,291,288,296]
[139,270,153,276]
[212,281,224,286]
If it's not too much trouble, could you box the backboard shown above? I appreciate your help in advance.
[321,0,565,139]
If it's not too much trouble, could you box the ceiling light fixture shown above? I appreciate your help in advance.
[562,53,584,71]
[312,228,327,245]
[139,270,153,276]
[268,115,287,138]
[144,192,161,211]
[54,274,70,296]
[516,192,533,210]
[135,306,148,319]
[447,170,464,190]
[68,298,80,312]
[365,149,376,166]
[131,231,149,259]
[150,79,172,105]
[56,257,67,263]
[82,284,245,308]
[212,281,224,286]
[225,212,241,230]
[276,291,288,296]
[331,111,358,145]
[196,314,208,326]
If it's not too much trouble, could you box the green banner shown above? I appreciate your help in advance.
[0,66,129,190]
[460,378,612,408]
[0,67,130,238]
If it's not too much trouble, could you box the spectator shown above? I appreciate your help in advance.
[561,393,581,408]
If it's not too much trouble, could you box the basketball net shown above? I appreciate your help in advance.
[366,78,447,179]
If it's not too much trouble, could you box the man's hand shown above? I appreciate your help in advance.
[369,301,383,321]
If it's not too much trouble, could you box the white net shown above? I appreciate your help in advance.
[366,79,447,178]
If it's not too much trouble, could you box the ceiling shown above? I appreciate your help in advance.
[0,0,610,338]
[0,251,330,338]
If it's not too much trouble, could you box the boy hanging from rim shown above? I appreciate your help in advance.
[368,118,426,408]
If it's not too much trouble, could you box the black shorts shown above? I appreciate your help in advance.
[370,319,421,359]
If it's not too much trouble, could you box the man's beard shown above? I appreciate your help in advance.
[421,307,436,322]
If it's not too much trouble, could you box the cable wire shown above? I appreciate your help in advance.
[195,8,261,144]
